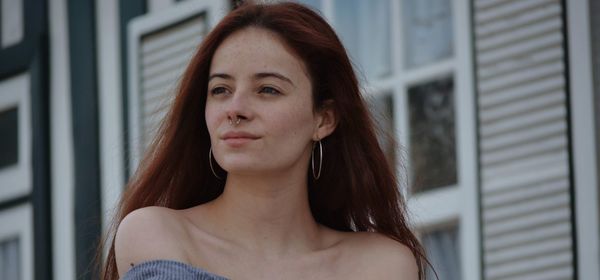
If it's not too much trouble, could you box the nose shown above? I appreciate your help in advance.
[225,89,252,124]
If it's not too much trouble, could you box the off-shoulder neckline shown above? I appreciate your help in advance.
[126,259,230,279]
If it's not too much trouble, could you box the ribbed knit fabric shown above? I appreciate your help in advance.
[122,260,230,280]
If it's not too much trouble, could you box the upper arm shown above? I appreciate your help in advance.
[114,206,187,277]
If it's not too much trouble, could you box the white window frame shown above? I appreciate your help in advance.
[313,1,480,279]
[0,203,34,280]
[127,0,229,173]
[0,73,32,203]
[566,0,600,279]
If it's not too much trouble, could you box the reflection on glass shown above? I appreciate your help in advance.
[0,107,18,169]
[333,0,392,79]
[367,93,395,169]
[422,225,461,280]
[403,0,454,68]
[0,237,20,280]
[408,77,456,192]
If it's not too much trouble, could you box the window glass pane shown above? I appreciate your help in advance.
[333,0,392,79]
[408,77,456,192]
[0,107,19,168]
[422,225,461,280]
[0,237,20,280]
[367,93,395,169]
[294,0,322,11]
[403,0,453,68]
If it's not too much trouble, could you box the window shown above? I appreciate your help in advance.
[312,0,479,279]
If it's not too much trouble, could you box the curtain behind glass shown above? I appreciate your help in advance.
[0,238,20,280]
[422,226,461,280]
[403,0,453,68]
[333,0,392,80]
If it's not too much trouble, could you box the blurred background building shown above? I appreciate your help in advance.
[0,0,598,279]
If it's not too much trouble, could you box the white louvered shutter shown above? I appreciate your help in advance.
[139,17,206,150]
[473,0,574,279]
[127,1,228,171]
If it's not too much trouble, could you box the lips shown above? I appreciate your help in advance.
[221,131,260,147]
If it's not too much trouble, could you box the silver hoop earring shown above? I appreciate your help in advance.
[209,147,222,180]
[311,140,323,180]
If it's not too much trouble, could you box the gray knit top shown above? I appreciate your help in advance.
[122,260,230,280]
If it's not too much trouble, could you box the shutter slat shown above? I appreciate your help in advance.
[483,161,567,193]
[481,134,566,166]
[476,4,561,37]
[483,150,567,179]
[484,207,570,237]
[479,76,564,108]
[478,47,563,79]
[476,0,554,24]
[483,192,569,222]
[478,60,563,93]
[480,90,564,123]
[480,105,565,137]
[485,222,571,251]
[477,32,562,66]
[483,178,568,208]
[141,17,205,54]
[485,237,571,266]
[481,120,566,152]
[486,252,572,279]
[477,17,562,51]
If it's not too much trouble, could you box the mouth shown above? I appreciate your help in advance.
[221,131,260,147]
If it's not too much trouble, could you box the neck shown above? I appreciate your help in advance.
[206,168,322,258]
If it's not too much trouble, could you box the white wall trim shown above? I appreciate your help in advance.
[49,0,76,278]
[455,0,480,279]
[147,0,175,13]
[0,204,33,280]
[96,0,125,241]
[566,0,600,279]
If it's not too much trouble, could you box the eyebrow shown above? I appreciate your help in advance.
[209,72,295,87]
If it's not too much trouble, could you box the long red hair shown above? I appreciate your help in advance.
[101,2,428,279]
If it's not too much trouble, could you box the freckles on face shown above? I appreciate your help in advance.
[205,27,317,172]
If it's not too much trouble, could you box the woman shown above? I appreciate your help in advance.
[101,2,428,279]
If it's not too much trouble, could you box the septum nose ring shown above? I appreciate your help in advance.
[228,116,242,126]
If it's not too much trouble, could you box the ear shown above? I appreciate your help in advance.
[313,100,337,141]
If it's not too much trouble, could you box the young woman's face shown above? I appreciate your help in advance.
[206,27,322,176]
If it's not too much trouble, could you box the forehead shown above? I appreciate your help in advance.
[209,27,310,82]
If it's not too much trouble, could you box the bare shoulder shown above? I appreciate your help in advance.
[114,206,189,277]
[343,232,419,280]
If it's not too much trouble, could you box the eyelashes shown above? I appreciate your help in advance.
[209,86,283,96]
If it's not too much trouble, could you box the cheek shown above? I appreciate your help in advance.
[205,104,220,138]
[269,106,315,140]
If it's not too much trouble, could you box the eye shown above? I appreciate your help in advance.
[210,87,229,95]
[259,86,281,95]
